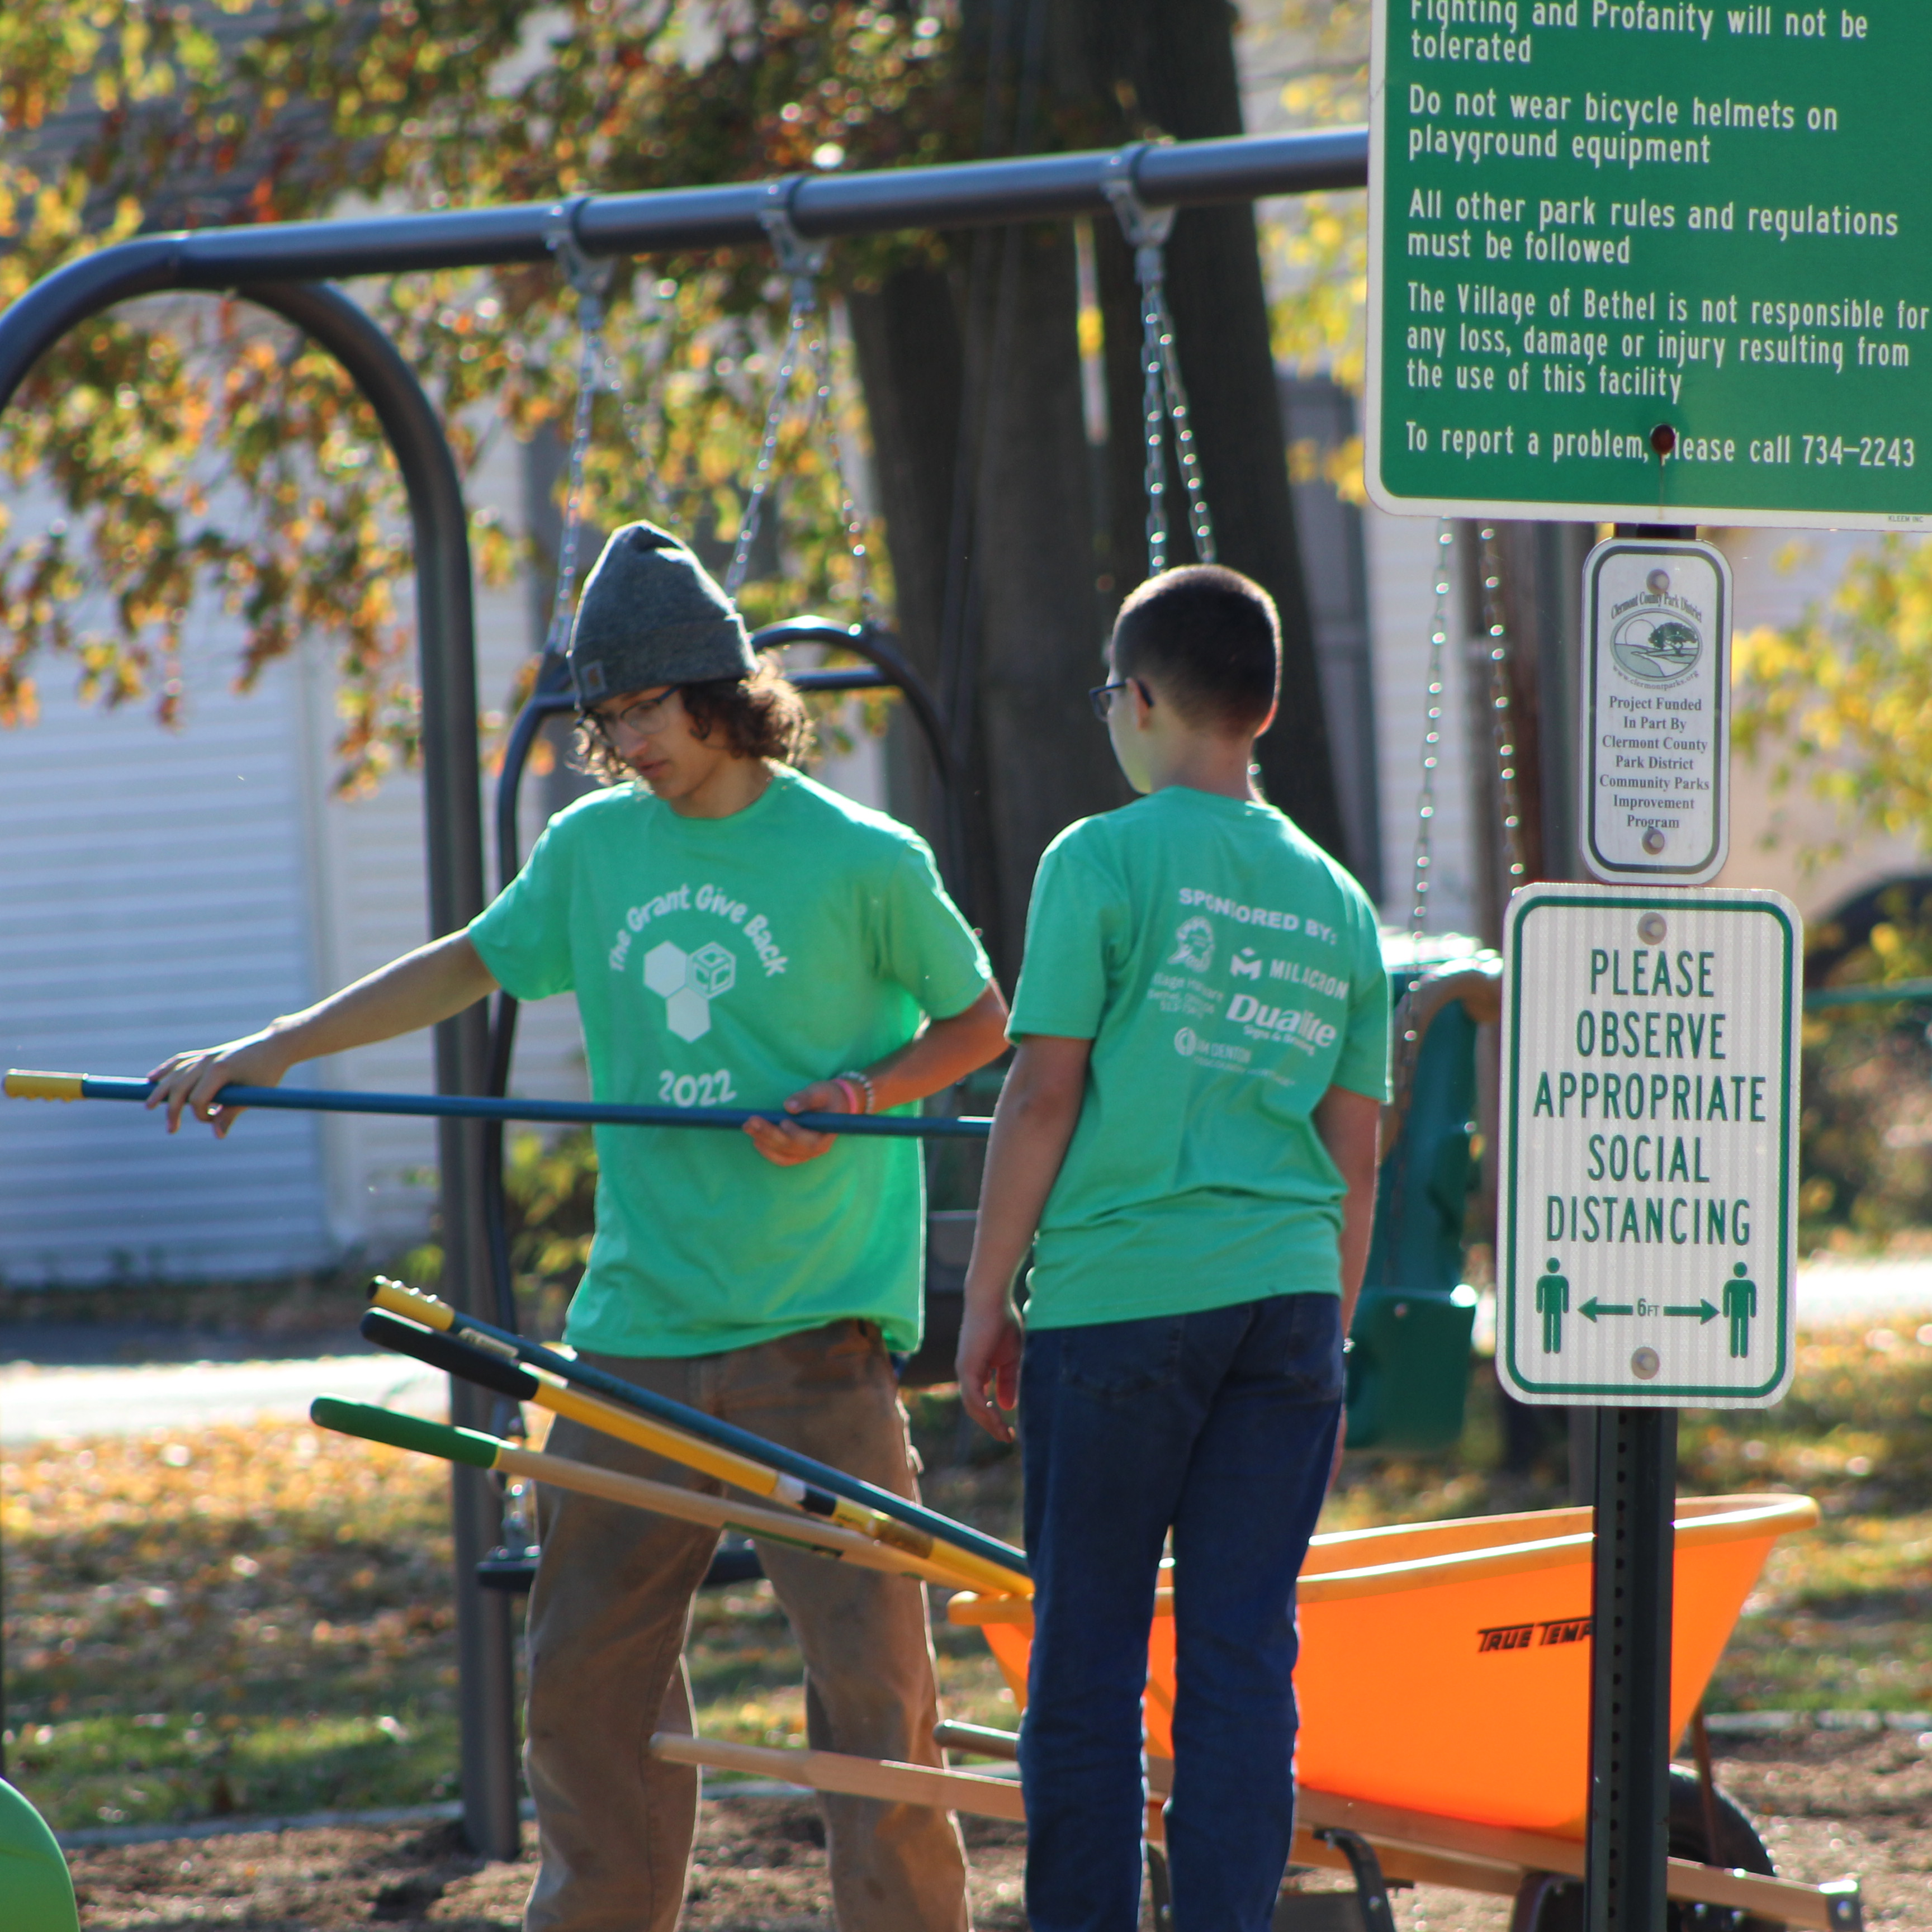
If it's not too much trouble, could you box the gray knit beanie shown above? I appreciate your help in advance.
[567,522,756,703]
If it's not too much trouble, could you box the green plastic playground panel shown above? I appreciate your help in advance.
[1365,990,1480,1299]
[1346,1286,1480,1455]
[1346,951,1485,1453]
[0,1779,79,1932]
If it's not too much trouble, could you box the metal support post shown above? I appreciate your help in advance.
[1585,1407,1677,1932]
[238,285,521,1862]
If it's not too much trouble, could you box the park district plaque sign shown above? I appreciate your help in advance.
[1366,1,1932,528]
[1497,885,1799,1407]
[1580,536,1731,883]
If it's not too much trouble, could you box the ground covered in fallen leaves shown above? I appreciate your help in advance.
[3,1316,1929,1921]
[63,1803,1030,1932]
[55,1734,1932,1930]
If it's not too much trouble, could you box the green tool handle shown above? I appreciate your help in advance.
[311,1396,500,1471]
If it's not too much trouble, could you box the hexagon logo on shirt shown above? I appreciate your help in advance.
[643,937,738,1041]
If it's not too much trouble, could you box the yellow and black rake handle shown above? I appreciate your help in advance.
[363,1276,1030,1586]
[361,1308,1031,1601]
[307,1398,997,1594]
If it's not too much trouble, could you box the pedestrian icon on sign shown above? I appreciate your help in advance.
[1536,1259,1569,1353]
[1724,1262,1756,1358]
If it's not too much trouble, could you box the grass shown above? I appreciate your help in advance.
[3,1318,1928,1832]
[1,1424,462,1830]
[1683,1320,1932,1715]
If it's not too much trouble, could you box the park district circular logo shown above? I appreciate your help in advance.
[1168,916,1215,973]
[1609,569,1704,689]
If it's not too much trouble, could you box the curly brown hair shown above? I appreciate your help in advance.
[572,659,815,785]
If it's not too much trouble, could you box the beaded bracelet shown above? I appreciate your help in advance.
[837,1068,876,1115]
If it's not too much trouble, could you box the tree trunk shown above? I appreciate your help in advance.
[844,261,990,916]
[969,222,1128,964]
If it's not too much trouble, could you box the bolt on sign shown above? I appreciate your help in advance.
[1366,1,1932,528]
[1580,536,1731,883]
[1497,884,1799,1407]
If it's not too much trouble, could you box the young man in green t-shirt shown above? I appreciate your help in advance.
[149,523,1008,1932]
[956,566,1388,1932]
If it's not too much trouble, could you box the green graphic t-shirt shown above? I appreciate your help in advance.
[467,766,991,1357]
[1009,785,1390,1329]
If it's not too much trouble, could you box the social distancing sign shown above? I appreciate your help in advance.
[1498,884,1799,1408]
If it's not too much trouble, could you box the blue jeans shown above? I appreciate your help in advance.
[1017,1294,1343,1932]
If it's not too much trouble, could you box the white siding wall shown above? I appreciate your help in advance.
[294,425,590,1261]
[0,629,333,1285]
[0,423,583,1283]
[1363,507,1480,935]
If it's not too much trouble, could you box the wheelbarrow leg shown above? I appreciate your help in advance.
[1508,1872,1578,1932]
[1148,1843,1175,1932]
[1315,1827,1398,1932]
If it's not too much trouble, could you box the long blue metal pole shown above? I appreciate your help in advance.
[7,1072,992,1140]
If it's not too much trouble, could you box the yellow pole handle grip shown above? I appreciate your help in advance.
[4,1071,86,1101]
[370,1276,456,1331]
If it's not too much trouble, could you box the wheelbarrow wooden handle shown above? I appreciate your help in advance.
[1296,1787,1852,1930]
[649,1732,1026,1824]
[659,1733,1855,1932]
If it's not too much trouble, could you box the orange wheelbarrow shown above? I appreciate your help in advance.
[659,1493,1864,1931]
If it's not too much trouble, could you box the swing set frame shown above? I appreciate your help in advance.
[0,126,1366,1858]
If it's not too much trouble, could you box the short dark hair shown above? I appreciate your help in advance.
[572,659,814,784]
[1111,565,1281,733]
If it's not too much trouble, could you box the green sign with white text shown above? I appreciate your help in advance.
[1367,1,1932,528]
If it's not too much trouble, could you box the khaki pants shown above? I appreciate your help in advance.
[522,1320,971,1932]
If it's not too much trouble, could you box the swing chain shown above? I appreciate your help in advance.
[726,185,825,599]
[594,308,676,528]
[1478,525,1530,892]
[803,306,881,619]
[1103,145,1216,576]
[1408,520,1454,936]
[542,197,620,656]
[728,179,876,618]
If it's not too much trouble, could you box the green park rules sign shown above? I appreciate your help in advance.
[1367,2,1932,528]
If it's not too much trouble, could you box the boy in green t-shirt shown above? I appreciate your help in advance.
[956,566,1388,1932]
[149,524,1008,1932]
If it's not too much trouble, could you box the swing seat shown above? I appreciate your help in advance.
[1345,938,1500,1453]
[948,1491,1816,1837]
[0,1779,78,1932]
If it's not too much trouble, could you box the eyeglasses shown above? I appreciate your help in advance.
[581,690,675,745]
[1088,678,1148,722]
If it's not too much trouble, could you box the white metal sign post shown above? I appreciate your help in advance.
[1499,886,1799,1410]
[1580,540,1733,888]
[1499,882,1800,1932]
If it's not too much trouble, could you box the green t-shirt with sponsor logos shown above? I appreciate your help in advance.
[1008,784,1389,1329]
[467,765,991,1357]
